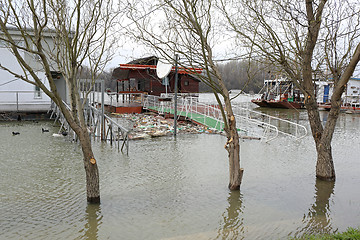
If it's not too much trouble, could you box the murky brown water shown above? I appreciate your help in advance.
[1,108,359,240]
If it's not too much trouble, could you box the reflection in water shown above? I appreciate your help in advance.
[215,191,245,240]
[80,204,102,240]
[295,180,335,237]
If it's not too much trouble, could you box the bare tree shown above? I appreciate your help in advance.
[216,59,273,92]
[126,0,244,190]
[0,0,120,203]
[221,0,360,181]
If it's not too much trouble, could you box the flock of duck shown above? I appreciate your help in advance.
[12,128,68,137]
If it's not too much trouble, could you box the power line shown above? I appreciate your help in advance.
[0,78,19,87]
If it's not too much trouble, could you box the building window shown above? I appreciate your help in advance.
[184,81,189,86]
[34,85,42,99]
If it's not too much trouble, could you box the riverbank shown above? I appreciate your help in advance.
[292,227,360,240]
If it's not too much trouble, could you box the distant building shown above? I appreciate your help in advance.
[0,28,67,113]
[344,78,360,105]
[112,56,202,96]
[316,78,360,104]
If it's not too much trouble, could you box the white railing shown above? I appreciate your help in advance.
[180,97,281,141]
[233,106,308,139]
[143,95,302,141]
[0,90,51,111]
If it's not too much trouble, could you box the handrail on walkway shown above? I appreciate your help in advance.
[50,101,130,154]
[143,94,307,142]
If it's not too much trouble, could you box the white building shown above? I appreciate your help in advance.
[0,28,67,112]
[344,78,360,106]
[316,78,360,106]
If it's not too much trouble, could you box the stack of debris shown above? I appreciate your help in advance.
[112,112,220,140]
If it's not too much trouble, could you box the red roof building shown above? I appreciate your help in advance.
[112,56,202,96]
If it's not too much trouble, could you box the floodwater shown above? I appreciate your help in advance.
[1,101,360,239]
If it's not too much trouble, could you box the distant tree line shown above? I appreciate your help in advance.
[200,60,280,94]
[77,66,115,92]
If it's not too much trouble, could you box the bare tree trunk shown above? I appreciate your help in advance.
[226,117,243,190]
[313,91,342,181]
[78,129,100,203]
[304,86,336,181]
[301,0,336,181]
[316,142,335,181]
[223,95,243,190]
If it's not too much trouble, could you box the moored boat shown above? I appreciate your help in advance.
[251,78,305,109]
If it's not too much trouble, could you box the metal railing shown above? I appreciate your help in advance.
[106,92,146,107]
[0,90,51,112]
[143,95,307,141]
[233,106,308,139]
[90,106,130,154]
[50,101,130,154]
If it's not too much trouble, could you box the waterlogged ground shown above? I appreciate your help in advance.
[0,110,360,240]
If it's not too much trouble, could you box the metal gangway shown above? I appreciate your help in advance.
[50,99,130,154]
[143,95,307,142]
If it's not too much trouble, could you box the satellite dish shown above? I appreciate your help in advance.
[156,59,172,79]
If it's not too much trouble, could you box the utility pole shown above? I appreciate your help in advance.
[101,80,105,140]
[174,54,179,137]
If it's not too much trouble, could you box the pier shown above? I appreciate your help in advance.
[1,80,307,152]
[45,79,307,153]
[142,94,307,141]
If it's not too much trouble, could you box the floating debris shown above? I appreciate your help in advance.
[111,112,220,140]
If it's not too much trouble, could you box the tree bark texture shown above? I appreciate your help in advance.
[304,82,336,181]
[223,95,244,190]
[78,128,100,203]
[226,119,244,190]
[302,0,335,181]
[204,40,244,190]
